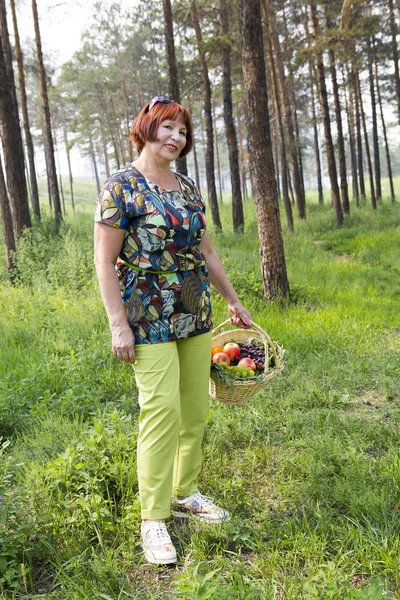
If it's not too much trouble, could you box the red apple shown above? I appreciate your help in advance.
[238,357,257,371]
[223,342,241,360]
[212,352,231,366]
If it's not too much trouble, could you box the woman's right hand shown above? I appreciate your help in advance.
[111,326,136,363]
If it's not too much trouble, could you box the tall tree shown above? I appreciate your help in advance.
[219,0,244,232]
[389,0,400,126]
[162,0,188,175]
[368,35,381,200]
[32,0,62,223]
[9,0,40,220]
[323,1,350,214]
[262,0,306,220]
[310,0,343,226]
[374,55,395,201]
[0,0,31,234]
[266,31,294,231]
[0,154,16,271]
[238,0,289,301]
[355,65,376,209]
[190,0,222,230]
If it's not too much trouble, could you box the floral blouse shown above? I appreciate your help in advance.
[95,164,213,344]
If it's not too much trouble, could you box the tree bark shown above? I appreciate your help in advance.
[89,130,101,195]
[0,154,16,271]
[389,0,400,127]
[212,100,223,205]
[368,37,381,200]
[219,0,244,232]
[262,0,306,220]
[188,96,201,192]
[162,0,188,175]
[324,3,349,214]
[266,33,293,231]
[190,0,222,229]
[60,101,75,212]
[0,0,31,234]
[310,0,343,226]
[343,69,359,204]
[238,0,289,301]
[355,67,376,210]
[310,63,324,204]
[9,0,40,220]
[32,0,62,224]
[375,56,395,201]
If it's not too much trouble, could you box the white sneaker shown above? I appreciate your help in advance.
[172,491,230,523]
[140,520,177,565]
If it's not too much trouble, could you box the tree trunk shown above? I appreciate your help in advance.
[96,86,110,177]
[266,33,293,232]
[188,96,201,192]
[212,101,223,205]
[32,0,61,224]
[355,67,376,210]
[0,0,31,234]
[375,56,395,202]
[89,131,101,195]
[110,96,125,164]
[324,3,349,214]
[219,0,244,232]
[236,108,248,200]
[368,37,381,200]
[0,154,16,271]
[262,0,306,220]
[61,101,75,212]
[351,67,365,199]
[389,0,400,127]
[190,0,222,229]
[343,75,359,205]
[162,0,187,175]
[310,63,323,204]
[9,0,40,220]
[238,0,289,301]
[310,0,343,226]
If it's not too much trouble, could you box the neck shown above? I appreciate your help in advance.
[133,147,172,176]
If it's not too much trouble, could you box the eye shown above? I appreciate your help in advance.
[180,130,187,137]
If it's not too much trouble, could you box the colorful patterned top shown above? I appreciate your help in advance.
[95,164,213,344]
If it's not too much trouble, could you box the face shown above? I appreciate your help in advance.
[151,119,187,160]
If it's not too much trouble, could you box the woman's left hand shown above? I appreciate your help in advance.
[228,302,253,329]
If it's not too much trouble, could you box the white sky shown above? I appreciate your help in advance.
[12,0,97,66]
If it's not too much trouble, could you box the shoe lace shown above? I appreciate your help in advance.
[143,522,171,546]
[190,491,216,508]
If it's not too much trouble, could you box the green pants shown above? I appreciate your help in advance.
[133,331,212,520]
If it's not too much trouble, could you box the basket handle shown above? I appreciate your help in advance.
[212,318,282,370]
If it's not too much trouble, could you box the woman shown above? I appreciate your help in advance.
[94,96,252,565]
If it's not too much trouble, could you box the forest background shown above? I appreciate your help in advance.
[0,0,400,598]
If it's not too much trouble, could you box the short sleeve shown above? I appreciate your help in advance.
[177,173,206,215]
[94,178,130,230]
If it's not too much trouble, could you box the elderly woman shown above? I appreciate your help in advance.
[94,96,251,565]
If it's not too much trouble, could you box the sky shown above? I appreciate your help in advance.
[14,0,96,66]
[10,0,119,178]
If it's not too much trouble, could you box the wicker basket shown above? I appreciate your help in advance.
[209,319,284,406]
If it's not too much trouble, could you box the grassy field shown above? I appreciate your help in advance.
[0,179,400,599]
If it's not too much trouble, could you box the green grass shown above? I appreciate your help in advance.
[0,179,400,598]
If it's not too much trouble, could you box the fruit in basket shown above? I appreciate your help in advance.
[223,342,241,360]
[238,357,257,371]
[211,346,224,357]
[212,351,231,366]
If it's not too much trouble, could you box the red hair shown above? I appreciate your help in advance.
[129,100,193,157]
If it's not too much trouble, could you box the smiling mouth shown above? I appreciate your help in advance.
[165,144,178,151]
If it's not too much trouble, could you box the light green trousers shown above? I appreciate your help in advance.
[133,331,212,520]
